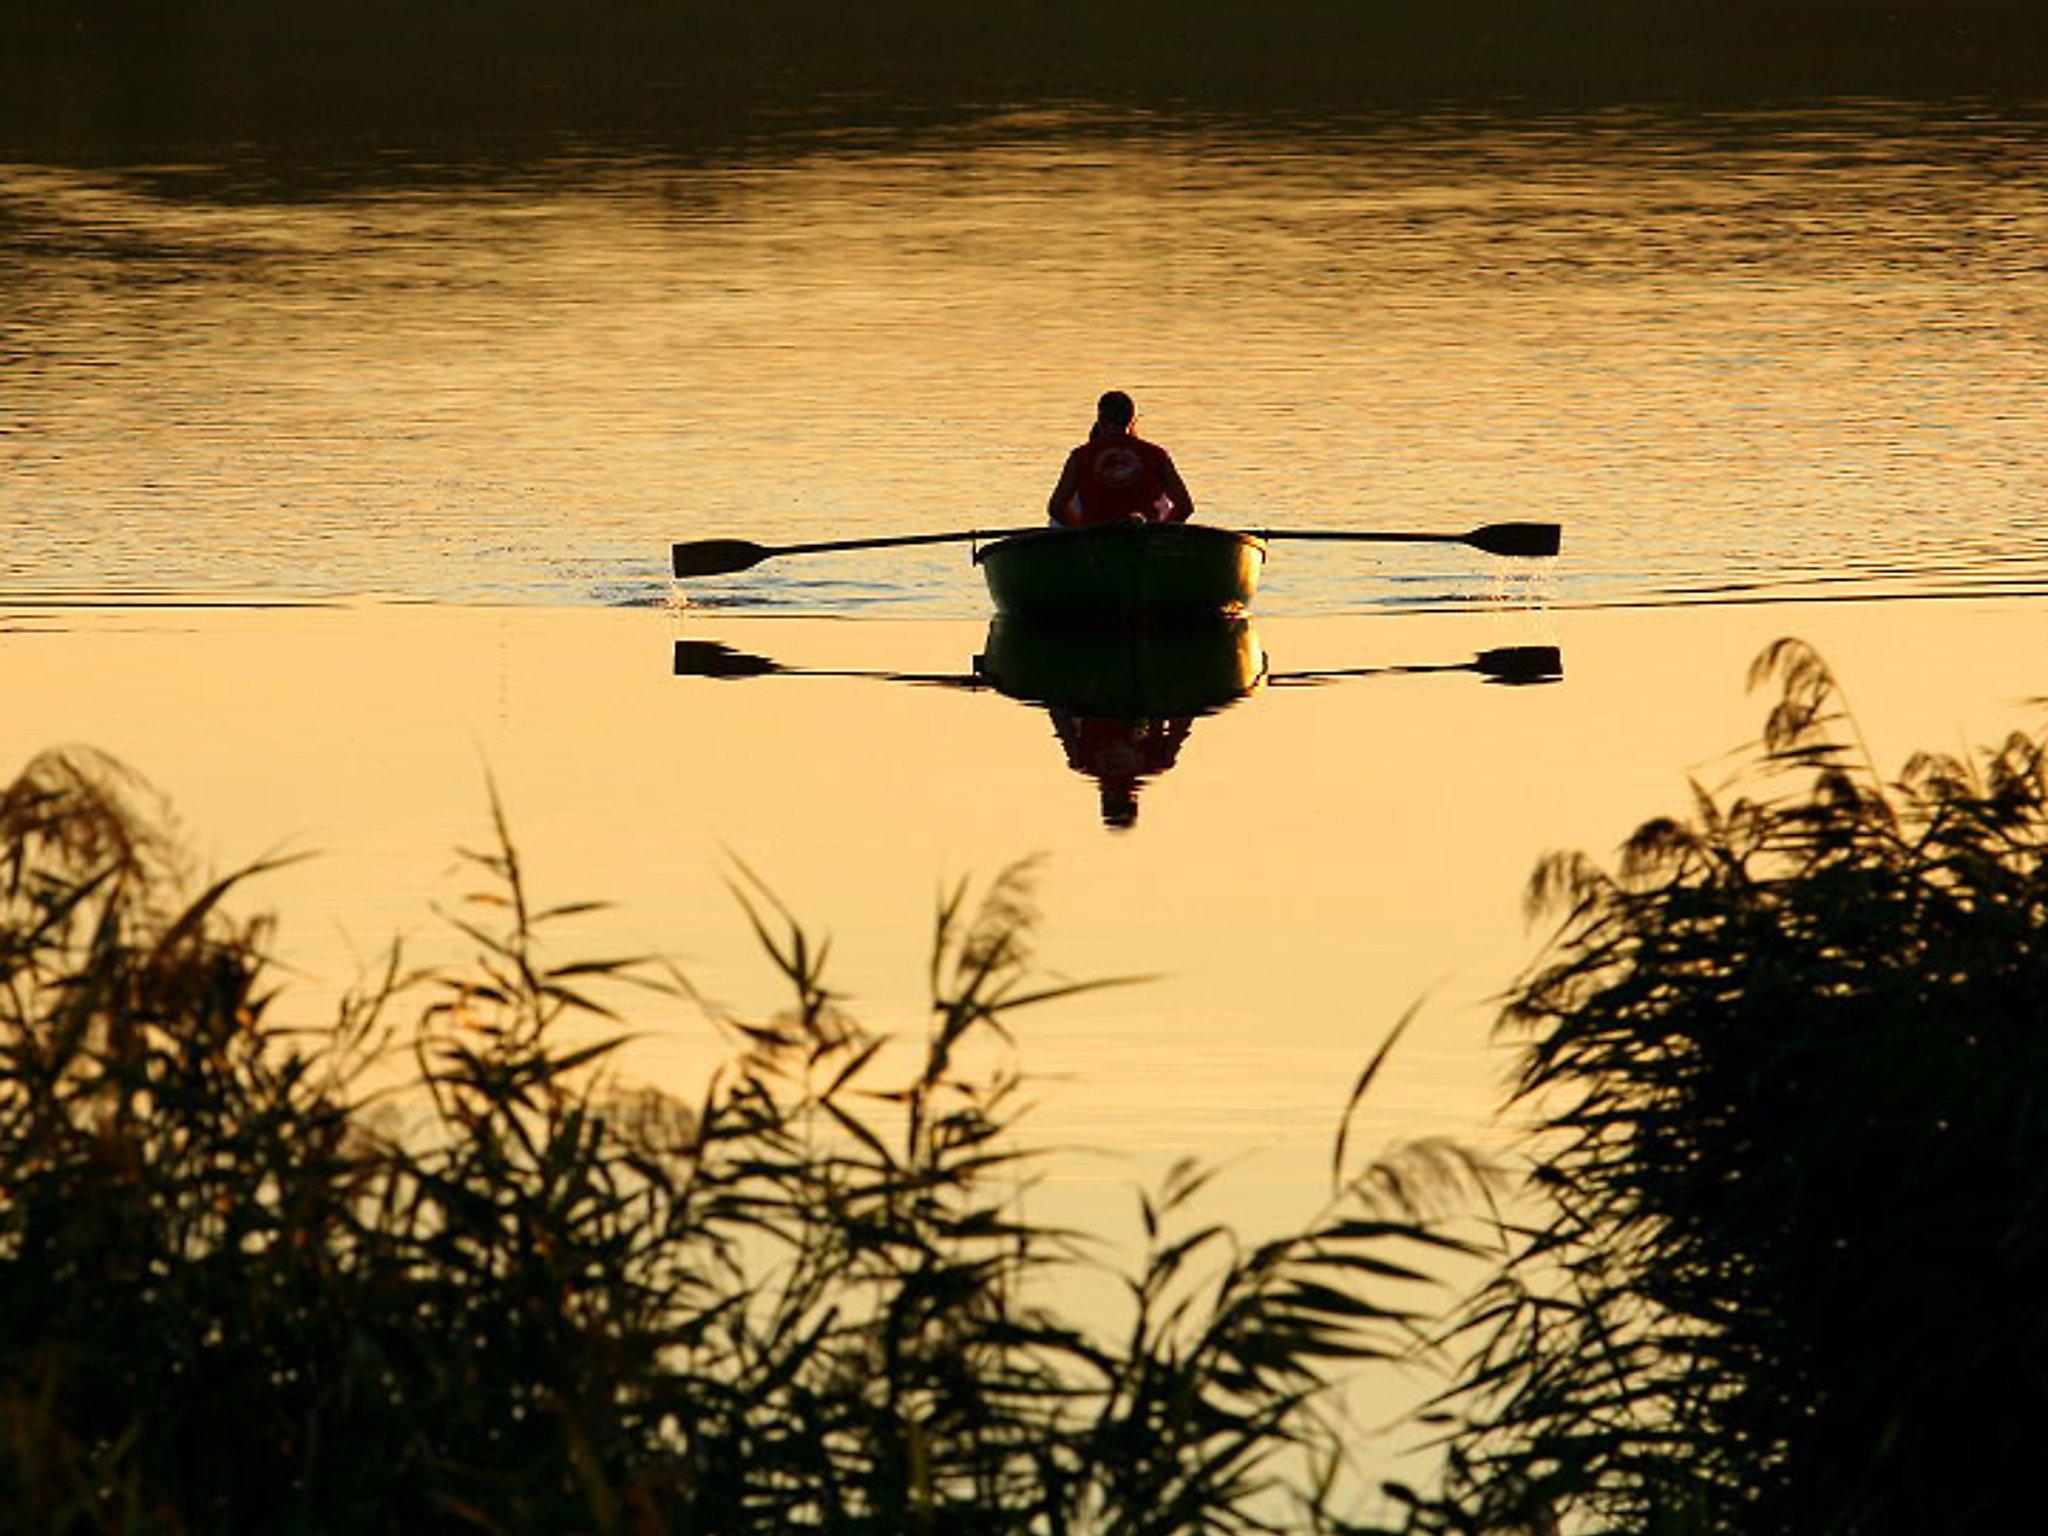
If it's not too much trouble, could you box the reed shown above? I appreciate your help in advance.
[0,748,1468,1535]
[1399,640,2048,1536]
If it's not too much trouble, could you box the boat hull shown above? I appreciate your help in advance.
[973,522,1265,622]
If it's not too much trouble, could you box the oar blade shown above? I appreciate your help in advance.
[1474,645,1563,683]
[672,539,772,578]
[1463,521,1560,558]
[673,640,783,678]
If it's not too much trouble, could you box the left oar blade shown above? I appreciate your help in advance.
[673,641,783,677]
[1463,521,1561,558]
[672,539,773,578]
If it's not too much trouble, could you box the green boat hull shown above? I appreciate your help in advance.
[973,523,1265,622]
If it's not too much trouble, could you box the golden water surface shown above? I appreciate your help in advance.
[7,91,2048,1483]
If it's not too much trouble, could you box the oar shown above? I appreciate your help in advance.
[673,528,1044,579]
[1258,521,1560,558]
[673,640,984,690]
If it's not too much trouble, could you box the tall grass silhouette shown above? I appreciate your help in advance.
[0,747,1468,1534]
[1399,640,2048,1536]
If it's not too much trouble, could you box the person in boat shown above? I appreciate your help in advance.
[1046,390,1197,527]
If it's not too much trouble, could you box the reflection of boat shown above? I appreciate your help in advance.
[673,625,1557,832]
[974,616,1267,717]
[973,523,1265,623]
[977,617,1265,830]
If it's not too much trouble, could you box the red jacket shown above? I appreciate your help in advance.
[1053,430,1191,526]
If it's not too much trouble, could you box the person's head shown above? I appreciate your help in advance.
[1099,778,1140,830]
[1096,390,1136,430]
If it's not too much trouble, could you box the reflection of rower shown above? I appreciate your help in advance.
[673,629,1561,831]
[976,617,1262,832]
[1049,715,1192,830]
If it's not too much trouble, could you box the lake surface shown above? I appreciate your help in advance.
[8,100,2048,615]
[7,71,2048,1494]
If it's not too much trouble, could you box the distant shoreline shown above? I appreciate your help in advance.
[7,0,2048,168]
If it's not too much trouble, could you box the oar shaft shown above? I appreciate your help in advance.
[1272,661,1462,683]
[672,525,1048,577]
[770,528,1042,558]
[1260,529,1461,544]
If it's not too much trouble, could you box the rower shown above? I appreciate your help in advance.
[1046,391,1197,527]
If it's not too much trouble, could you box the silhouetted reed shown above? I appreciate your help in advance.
[1398,640,2048,1536]
[0,747,1468,1534]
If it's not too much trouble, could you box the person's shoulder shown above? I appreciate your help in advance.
[1139,437,1177,464]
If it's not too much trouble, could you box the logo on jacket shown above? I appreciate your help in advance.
[1093,446,1144,486]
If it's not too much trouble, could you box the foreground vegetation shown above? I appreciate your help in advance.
[8,636,2048,1533]
[0,748,1464,1535]
[1406,640,2048,1535]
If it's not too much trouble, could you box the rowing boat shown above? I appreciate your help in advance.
[972,522,1265,622]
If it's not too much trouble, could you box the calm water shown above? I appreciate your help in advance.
[8,79,2048,1208]
[10,72,2048,1500]
[7,99,2048,615]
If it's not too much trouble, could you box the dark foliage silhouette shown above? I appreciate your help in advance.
[1399,640,2048,1535]
[0,748,1467,1534]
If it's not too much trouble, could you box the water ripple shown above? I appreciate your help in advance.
[7,100,2047,618]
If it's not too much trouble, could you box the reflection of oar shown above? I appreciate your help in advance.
[1273,645,1563,686]
[672,529,1043,578]
[681,636,1557,697]
[673,519,1560,577]
[1258,522,1560,558]
[672,640,983,689]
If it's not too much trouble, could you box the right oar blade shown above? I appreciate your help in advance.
[672,539,773,578]
[1464,522,1561,558]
